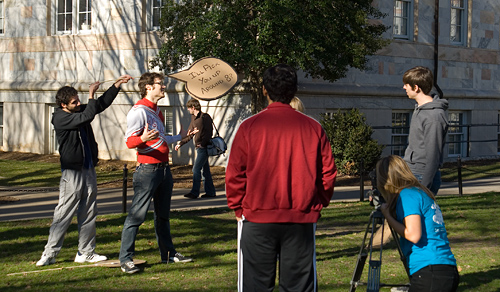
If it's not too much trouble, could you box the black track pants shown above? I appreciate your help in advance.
[238,221,317,292]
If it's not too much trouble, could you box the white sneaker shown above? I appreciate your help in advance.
[74,252,107,263]
[36,255,56,266]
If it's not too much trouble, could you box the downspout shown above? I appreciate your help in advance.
[434,0,444,98]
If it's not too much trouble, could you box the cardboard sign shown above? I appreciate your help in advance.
[168,57,238,101]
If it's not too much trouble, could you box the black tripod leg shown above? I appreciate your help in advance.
[349,212,374,292]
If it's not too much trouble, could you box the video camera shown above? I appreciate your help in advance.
[366,170,385,209]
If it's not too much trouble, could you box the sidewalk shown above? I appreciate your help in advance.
[0,177,498,222]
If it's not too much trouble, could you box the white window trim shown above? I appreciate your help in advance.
[393,0,413,40]
[450,0,467,45]
[447,111,468,158]
[150,0,164,31]
[53,0,93,35]
[0,103,3,148]
[0,0,5,35]
[49,105,59,154]
[391,111,411,156]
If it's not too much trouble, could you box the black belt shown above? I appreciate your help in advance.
[141,162,167,168]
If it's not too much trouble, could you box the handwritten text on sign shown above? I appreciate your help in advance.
[167,57,238,101]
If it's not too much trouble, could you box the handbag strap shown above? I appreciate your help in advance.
[212,120,220,137]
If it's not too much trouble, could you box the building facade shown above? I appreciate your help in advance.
[0,0,499,166]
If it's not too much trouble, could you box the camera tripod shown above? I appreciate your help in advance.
[349,208,410,292]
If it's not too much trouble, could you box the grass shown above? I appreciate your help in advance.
[0,160,125,188]
[1,193,499,291]
[0,158,499,188]
[441,159,500,181]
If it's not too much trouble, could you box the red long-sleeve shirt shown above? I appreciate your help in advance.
[225,102,337,223]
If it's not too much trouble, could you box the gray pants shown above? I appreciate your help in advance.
[41,168,98,257]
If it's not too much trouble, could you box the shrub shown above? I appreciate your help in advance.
[321,109,384,176]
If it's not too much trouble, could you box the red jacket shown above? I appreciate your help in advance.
[225,102,337,223]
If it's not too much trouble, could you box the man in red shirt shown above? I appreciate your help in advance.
[226,64,337,291]
[119,72,195,274]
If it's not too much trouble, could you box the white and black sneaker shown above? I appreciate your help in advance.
[36,254,56,266]
[121,261,140,274]
[74,252,107,263]
[169,252,193,263]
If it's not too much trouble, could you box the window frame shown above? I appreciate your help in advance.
[450,0,466,45]
[393,0,413,40]
[55,0,93,35]
[49,105,59,154]
[447,111,467,157]
[158,106,174,136]
[0,103,3,148]
[497,112,500,154]
[391,111,411,156]
[151,0,165,31]
[0,0,4,35]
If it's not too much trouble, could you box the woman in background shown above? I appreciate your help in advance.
[376,155,459,292]
[290,96,305,112]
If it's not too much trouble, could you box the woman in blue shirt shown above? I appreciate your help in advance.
[377,155,459,292]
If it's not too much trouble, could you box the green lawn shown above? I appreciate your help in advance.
[1,193,499,291]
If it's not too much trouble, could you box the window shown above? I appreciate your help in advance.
[159,106,174,135]
[450,0,466,44]
[497,112,500,154]
[0,103,3,147]
[391,112,410,156]
[78,0,92,31]
[56,0,92,34]
[448,112,467,157]
[0,0,4,34]
[393,0,412,39]
[49,106,59,154]
[152,0,166,30]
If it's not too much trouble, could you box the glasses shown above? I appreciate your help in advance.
[153,82,164,86]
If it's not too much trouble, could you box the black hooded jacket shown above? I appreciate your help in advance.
[51,85,120,170]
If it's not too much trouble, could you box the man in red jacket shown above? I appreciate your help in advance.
[225,64,337,291]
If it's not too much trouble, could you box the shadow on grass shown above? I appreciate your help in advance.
[458,265,500,291]
[1,194,499,292]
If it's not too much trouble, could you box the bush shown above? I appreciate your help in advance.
[321,109,384,176]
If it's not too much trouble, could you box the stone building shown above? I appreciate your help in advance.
[0,0,498,166]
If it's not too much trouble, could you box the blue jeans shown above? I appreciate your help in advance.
[190,147,215,197]
[414,170,441,195]
[119,164,175,263]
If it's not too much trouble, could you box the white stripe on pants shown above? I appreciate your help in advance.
[42,168,98,257]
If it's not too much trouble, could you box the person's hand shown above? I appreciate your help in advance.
[236,216,242,222]
[180,127,199,138]
[140,123,159,142]
[89,82,101,99]
[174,144,181,151]
[114,75,134,88]
[188,127,199,136]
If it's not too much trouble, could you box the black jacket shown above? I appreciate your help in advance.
[51,86,120,170]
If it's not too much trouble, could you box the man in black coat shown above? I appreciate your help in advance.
[36,75,132,266]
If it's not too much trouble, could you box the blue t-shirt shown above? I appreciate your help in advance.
[396,187,456,275]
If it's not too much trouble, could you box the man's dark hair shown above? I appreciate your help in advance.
[186,98,201,111]
[402,66,434,95]
[55,86,78,107]
[263,64,297,104]
[138,72,165,98]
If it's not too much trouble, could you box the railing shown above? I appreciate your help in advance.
[371,123,500,158]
